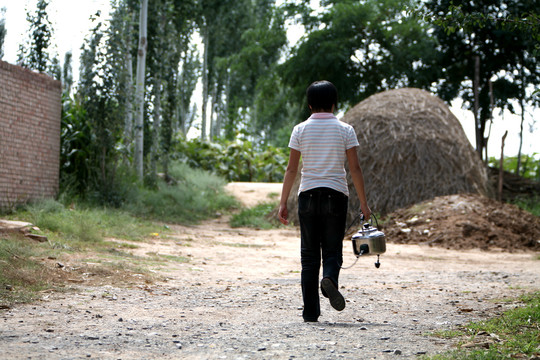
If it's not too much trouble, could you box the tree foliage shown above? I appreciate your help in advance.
[0,7,6,59]
[17,0,60,78]
[280,0,439,114]
[177,136,288,183]
[417,0,539,162]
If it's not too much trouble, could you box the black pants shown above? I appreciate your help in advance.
[298,187,348,321]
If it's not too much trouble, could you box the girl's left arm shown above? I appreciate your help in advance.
[278,149,301,225]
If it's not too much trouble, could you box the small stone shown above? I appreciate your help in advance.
[393,349,402,355]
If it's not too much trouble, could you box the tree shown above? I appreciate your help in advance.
[0,7,6,59]
[190,0,288,142]
[280,0,438,118]
[196,0,225,140]
[421,0,539,163]
[17,0,59,77]
[176,45,200,136]
[75,12,126,204]
[62,51,73,94]
[143,0,198,180]
[196,0,261,140]
[106,0,138,161]
[217,0,287,140]
[134,0,148,180]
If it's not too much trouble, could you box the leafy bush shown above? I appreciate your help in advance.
[488,154,540,181]
[60,94,135,207]
[175,136,287,183]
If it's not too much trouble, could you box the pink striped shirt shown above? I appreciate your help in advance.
[289,112,359,196]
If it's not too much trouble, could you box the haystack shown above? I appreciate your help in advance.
[284,88,488,227]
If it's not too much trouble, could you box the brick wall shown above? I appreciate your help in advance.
[0,60,62,210]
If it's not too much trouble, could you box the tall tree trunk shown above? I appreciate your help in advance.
[498,131,508,202]
[516,63,526,176]
[134,0,148,180]
[473,55,482,161]
[201,23,209,140]
[151,78,161,181]
[210,85,218,138]
[124,13,134,157]
[517,97,525,176]
[484,79,494,165]
[178,64,186,134]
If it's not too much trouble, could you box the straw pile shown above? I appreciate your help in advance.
[284,88,488,226]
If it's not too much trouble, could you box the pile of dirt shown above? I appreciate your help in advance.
[379,193,540,252]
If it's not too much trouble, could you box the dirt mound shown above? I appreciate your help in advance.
[380,193,540,252]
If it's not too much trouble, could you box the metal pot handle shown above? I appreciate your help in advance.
[361,213,380,229]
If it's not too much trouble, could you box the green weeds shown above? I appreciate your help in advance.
[230,202,280,229]
[512,195,540,216]
[424,292,540,359]
[124,162,238,223]
[13,200,162,250]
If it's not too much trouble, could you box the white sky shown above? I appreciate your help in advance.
[1,0,538,159]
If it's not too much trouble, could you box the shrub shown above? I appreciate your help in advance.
[175,136,287,183]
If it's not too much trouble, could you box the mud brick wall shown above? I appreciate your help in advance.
[0,60,62,210]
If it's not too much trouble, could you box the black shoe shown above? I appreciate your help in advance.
[303,318,318,323]
[321,277,345,311]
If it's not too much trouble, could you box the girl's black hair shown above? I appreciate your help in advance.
[306,80,338,112]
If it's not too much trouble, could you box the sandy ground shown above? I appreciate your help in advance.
[0,183,538,359]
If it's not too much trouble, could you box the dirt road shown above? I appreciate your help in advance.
[1,183,538,359]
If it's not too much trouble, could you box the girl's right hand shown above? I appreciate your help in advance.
[278,204,289,225]
[361,203,371,221]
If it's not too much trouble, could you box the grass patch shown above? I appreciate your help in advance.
[124,163,238,224]
[220,242,267,248]
[153,254,190,263]
[230,202,280,229]
[9,199,163,250]
[267,192,280,200]
[0,234,62,306]
[423,291,540,360]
